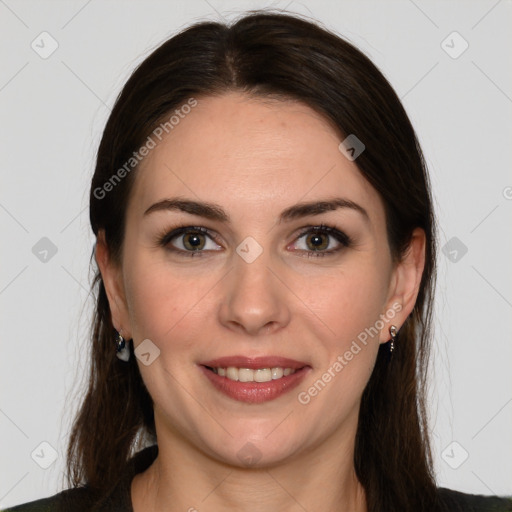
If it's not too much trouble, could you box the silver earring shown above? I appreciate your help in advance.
[389,325,398,355]
[115,330,130,362]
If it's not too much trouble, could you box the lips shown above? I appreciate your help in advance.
[199,356,311,404]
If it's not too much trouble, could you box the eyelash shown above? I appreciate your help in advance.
[155,224,352,258]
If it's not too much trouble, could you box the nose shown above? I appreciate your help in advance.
[218,249,291,336]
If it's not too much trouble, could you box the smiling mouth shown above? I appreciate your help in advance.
[205,366,298,383]
[199,356,311,403]
[200,364,310,403]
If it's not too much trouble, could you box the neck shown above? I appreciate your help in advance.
[132,418,367,512]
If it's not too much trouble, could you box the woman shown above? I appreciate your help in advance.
[4,11,511,512]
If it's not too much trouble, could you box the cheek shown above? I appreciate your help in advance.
[311,263,390,342]
[303,262,390,391]
[295,269,387,412]
[123,254,216,346]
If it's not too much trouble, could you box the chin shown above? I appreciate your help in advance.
[199,429,306,469]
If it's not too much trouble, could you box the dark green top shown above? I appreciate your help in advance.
[2,445,511,511]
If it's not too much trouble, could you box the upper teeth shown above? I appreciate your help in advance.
[212,367,296,382]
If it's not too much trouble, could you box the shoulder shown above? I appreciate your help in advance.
[1,487,95,512]
[2,445,158,512]
[438,487,512,511]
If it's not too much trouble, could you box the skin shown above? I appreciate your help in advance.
[96,92,425,512]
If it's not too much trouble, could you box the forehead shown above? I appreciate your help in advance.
[130,92,384,223]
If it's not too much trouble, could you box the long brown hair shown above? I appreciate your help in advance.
[67,11,439,511]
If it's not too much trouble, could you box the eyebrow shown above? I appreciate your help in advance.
[143,197,370,224]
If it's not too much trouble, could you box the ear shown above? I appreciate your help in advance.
[95,229,132,339]
[379,227,426,343]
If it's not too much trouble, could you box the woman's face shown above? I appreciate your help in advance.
[100,92,418,467]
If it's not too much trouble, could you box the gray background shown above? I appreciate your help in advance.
[1,0,511,507]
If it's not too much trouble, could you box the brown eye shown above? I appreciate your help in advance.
[289,225,352,258]
[182,231,206,251]
[157,226,223,256]
[305,232,329,251]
